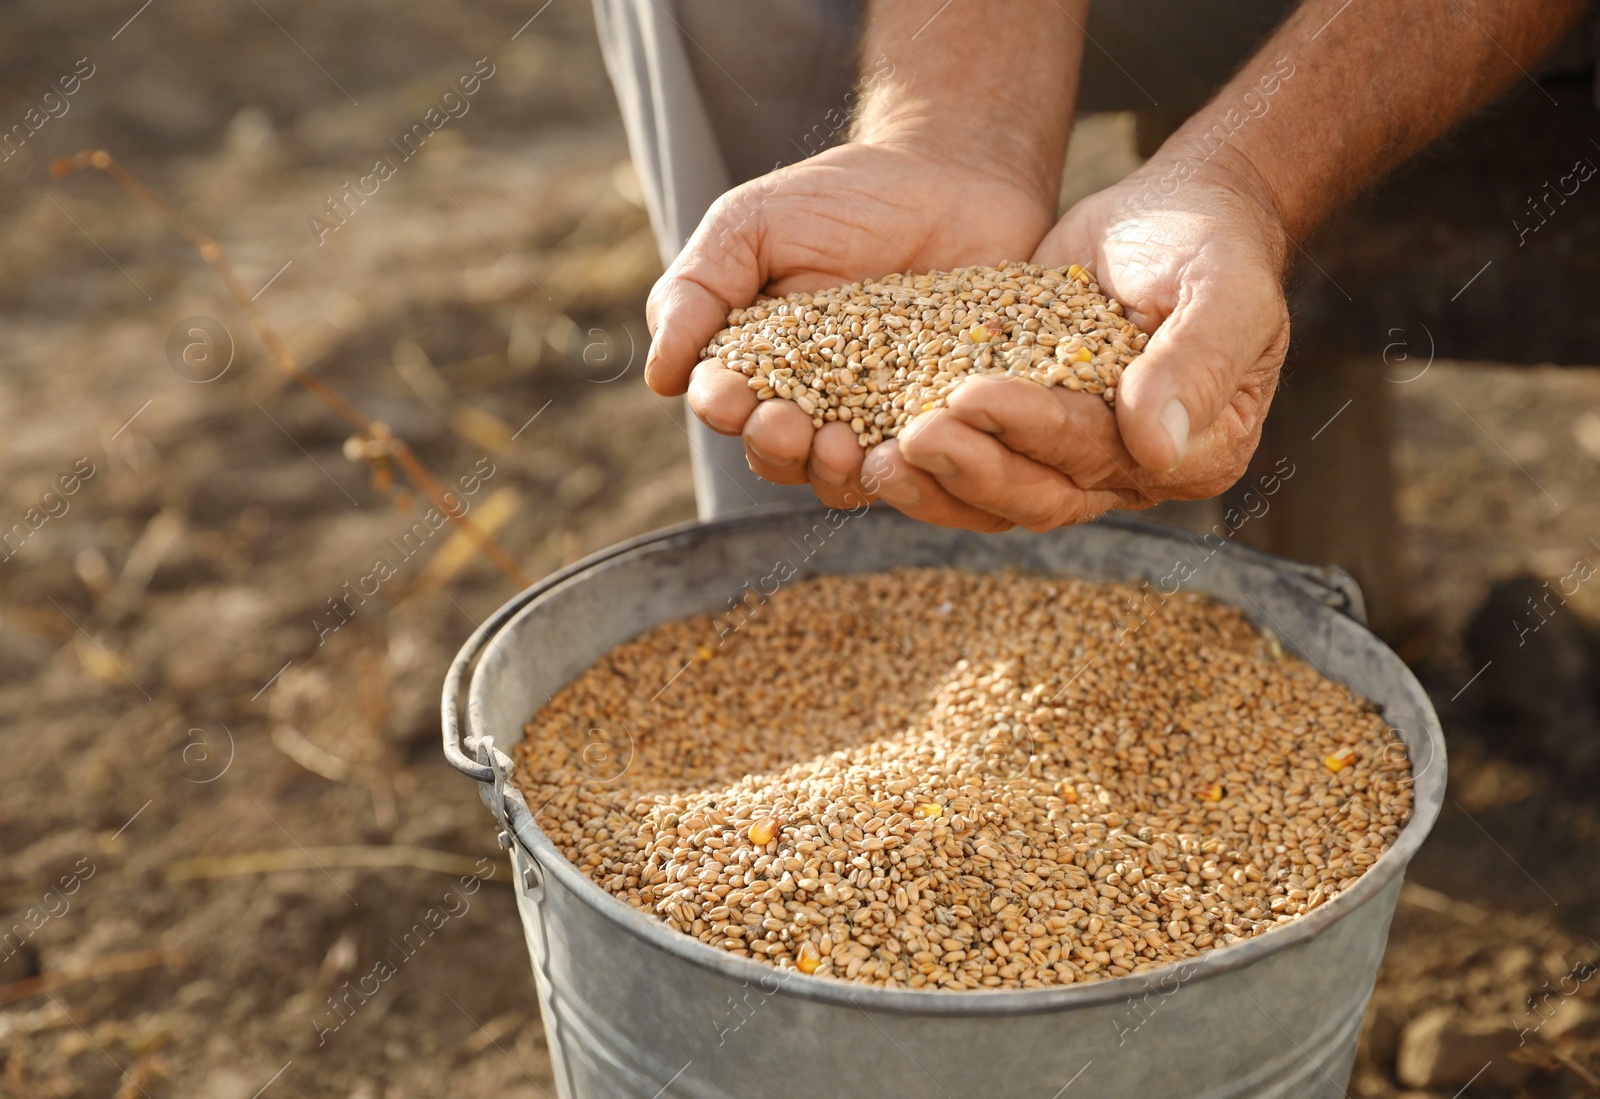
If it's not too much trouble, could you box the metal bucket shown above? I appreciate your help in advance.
[443,507,1445,1099]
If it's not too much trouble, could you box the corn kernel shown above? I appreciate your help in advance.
[1198,783,1223,802]
[1070,348,1093,364]
[921,401,937,412]
[913,803,943,819]
[969,323,991,343]
[797,941,822,973]
[1323,748,1357,773]
[748,817,779,846]
[1055,782,1079,804]
[696,645,714,662]
[1067,264,1088,282]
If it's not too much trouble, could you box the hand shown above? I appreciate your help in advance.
[643,138,1056,528]
[868,157,1293,531]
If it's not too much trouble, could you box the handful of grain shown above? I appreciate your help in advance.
[517,569,1413,992]
[700,263,1149,448]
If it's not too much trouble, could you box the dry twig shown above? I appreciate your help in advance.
[0,949,186,1007]
[1399,882,1489,925]
[165,845,503,882]
[1532,1045,1600,1094]
[51,149,532,587]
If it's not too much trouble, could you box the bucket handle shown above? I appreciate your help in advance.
[441,580,542,783]
[442,518,684,784]
[1273,561,1367,626]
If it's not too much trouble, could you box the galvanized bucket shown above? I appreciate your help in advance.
[443,506,1445,1099]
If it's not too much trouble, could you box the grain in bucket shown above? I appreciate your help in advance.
[444,508,1444,1098]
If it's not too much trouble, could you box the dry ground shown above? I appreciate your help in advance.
[2,3,1600,1097]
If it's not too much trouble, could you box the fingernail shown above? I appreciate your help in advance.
[874,477,922,507]
[703,409,740,434]
[959,407,1003,434]
[812,461,846,486]
[861,449,906,499]
[915,451,959,477]
[1159,398,1190,471]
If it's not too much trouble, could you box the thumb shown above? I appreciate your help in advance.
[1114,269,1283,473]
[644,188,768,396]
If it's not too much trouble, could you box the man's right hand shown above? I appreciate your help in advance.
[644,138,1057,527]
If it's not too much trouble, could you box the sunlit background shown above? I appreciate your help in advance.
[3,2,1600,1095]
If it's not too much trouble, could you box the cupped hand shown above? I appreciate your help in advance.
[645,139,1056,528]
[868,159,1294,531]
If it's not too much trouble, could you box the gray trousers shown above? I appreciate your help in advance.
[592,0,1294,519]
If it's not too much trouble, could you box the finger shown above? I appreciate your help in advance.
[1029,217,1095,279]
[688,360,758,436]
[1115,269,1285,474]
[944,376,1147,492]
[742,398,814,485]
[809,418,866,489]
[897,411,1139,531]
[644,271,737,397]
[807,421,869,510]
[861,440,1014,533]
[644,192,765,397]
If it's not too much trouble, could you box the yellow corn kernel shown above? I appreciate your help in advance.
[1198,783,1223,802]
[969,323,992,343]
[913,803,943,819]
[1324,747,1357,773]
[921,401,937,412]
[797,940,822,973]
[748,817,780,845]
[695,645,714,661]
[1069,348,1093,364]
[1054,782,1079,804]
[1067,264,1088,282]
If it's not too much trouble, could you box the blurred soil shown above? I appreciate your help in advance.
[1,3,1599,1097]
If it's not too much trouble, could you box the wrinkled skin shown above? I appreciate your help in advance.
[648,143,1290,532]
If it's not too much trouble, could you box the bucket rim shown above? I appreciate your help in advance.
[449,505,1446,1017]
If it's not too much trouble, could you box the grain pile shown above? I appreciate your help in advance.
[515,569,1413,991]
[699,263,1149,447]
